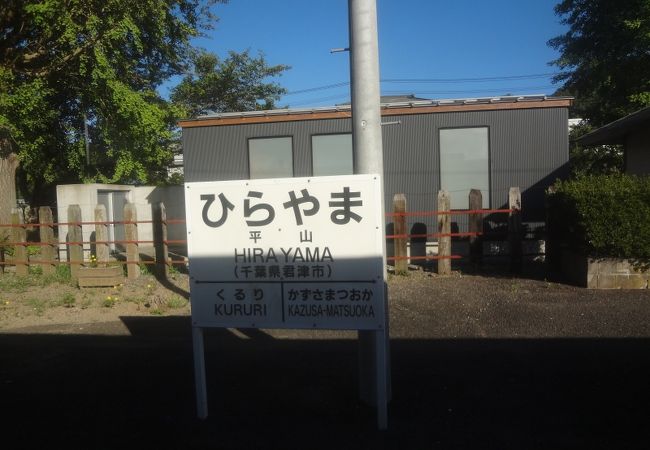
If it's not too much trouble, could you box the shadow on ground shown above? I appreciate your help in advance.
[1,316,649,450]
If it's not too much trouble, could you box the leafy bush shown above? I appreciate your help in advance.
[546,174,650,260]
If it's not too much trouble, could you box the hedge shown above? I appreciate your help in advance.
[546,174,650,260]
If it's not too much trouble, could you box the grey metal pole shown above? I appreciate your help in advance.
[348,0,384,175]
[348,0,389,431]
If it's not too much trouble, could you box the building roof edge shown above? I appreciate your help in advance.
[178,95,573,128]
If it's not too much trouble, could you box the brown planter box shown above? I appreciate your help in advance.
[78,266,124,288]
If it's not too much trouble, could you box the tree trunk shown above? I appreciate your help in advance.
[0,140,19,241]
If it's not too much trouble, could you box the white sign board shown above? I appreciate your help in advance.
[185,175,386,330]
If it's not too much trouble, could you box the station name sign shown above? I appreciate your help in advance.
[185,175,386,330]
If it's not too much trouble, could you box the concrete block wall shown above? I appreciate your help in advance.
[586,258,650,289]
[55,184,186,261]
[562,250,650,289]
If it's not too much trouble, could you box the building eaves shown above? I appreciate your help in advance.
[178,94,573,128]
[577,106,650,146]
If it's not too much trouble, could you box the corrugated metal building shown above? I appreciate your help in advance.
[179,95,571,232]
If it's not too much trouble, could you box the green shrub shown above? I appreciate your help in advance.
[1,240,15,257]
[546,174,650,260]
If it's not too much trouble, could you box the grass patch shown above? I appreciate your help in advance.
[166,295,187,309]
[80,297,92,309]
[61,292,76,308]
[0,275,32,293]
[0,264,73,292]
[103,295,118,308]
[126,296,146,305]
[139,263,154,275]
[49,265,72,284]
[27,298,46,316]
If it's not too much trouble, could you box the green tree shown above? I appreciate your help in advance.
[0,0,221,225]
[567,121,624,175]
[171,49,289,117]
[549,0,650,127]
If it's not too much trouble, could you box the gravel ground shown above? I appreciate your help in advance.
[1,265,650,449]
[388,269,650,339]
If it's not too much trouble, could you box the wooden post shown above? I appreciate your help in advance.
[68,205,83,278]
[468,189,483,265]
[11,209,28,276]
[39,206,55,275]
[154,202,170,279]
[124,202,139,279]
[508,187,522,273]
[437,190,451,275]
[393,194,407,274]
[94,204,109,267]
[544,185,560,272]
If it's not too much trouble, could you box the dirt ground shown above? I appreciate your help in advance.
[0,268,191,333]
[1,264,650,449]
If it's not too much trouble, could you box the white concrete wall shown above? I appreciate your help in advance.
[131,185,186,243]
[55,184,186,261]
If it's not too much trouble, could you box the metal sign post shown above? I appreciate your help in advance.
[192,326,208,419]
[348,0,390,430]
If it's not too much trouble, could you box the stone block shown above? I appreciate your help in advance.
[594,259,631,275]
[562,251,649,289]
[595,274,619,289]
[586,273,598,289]
[618,275,649,289]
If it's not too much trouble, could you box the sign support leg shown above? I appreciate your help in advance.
[358,326,390,430]
[375,328,388,430]
[192,326,208,419]
[358,330,374,406]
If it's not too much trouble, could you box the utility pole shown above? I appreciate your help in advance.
[348,0,389,430]
[349,0,384,175]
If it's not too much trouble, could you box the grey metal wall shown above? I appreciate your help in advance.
[381,107,569,221]
[183,106,569,224]
[183,118,352,181]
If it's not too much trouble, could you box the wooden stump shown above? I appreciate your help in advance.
[393,194,407,273]
[437,191,451,275]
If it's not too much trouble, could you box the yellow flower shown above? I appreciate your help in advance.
[106,296,112,300]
